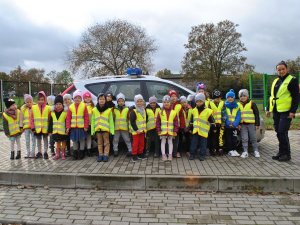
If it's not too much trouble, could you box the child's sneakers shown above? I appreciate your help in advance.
[131,155,138,163]
[43,152,49,159]
[97,155,103,162]
[103,155,109,162]
[240,152,248,158]
[162,154,168,161]
[168,155,173,161]
[228,150,240,157]
[36,152,43,159]
[254,151,260,158]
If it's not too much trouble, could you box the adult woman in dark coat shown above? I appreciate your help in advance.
[266,61,299,161]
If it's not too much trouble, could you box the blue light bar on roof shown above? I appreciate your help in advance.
[126,68,142,75]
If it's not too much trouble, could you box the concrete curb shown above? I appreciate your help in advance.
[1,171,300,193]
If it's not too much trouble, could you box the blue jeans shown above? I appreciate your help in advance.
[190,134,207,158]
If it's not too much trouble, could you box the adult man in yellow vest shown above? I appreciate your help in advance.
[266,61,299,162]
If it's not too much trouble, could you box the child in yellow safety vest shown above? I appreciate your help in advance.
[31,91,51,159]
[20,94,36,158]
[47,95,56,157]
[63,94,72,157]
[156,95,179,161]
[188,93,215,161]
[129,94,147,162]
[238,89,260,158]
[224,89,241,157]
[145,96,161,157]
[83,90,94,157]
[48,95,68,160]
[208,89,226,156]
[178,96,192,154]
[113,93,132,157]
[91,93,115,162]
[3,98,22,160]
[66,90,89,160]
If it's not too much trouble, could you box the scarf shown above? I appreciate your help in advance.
[225,100,238,109]
[136,106,145,117]
[96,102,108,113]
[5,108,17,119]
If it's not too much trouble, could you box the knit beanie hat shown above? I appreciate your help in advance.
[194,93,206,102]
[196,82,206,92]
[238,89,249,98]
[179,96,187,103]
[63,94,72,101]
[149,96,157,104]
[73,90,82,99]
[134,94,144,103]
[116,93,125,101]
[54,95,64,105]
[187,94,194,102]
[226,89,236,99]
[162,95,171,102]
[212,89,222,99]
[47,95,55,106]
[24,94,33,103]
[4,98,15,108]
[168,90,178,97]
[82,90,92,99]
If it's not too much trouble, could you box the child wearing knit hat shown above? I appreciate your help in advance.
[156,95,179,161]
[47,95,56,157]
[224,89,241,157]
[113,93,132,157]
[66,89,89,160]
[238,89,260,158]
[20,94,36,158]
[83,91,95,157]
[3,98,22,160]
[179,96,192,154]
[145,96,161,157]
[48,95,68,160]
[129,94,147,162]
[63,94,72,156]
[189,93,215,161]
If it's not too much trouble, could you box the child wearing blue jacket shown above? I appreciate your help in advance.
[224,89,241,157]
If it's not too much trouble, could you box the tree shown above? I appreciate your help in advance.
[55,70,73,84]
[156,68,172,78]
[286,56,300,75]
[68,19,157,77]
[182,20,248,88]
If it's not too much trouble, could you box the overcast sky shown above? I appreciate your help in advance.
[0,0,299,76]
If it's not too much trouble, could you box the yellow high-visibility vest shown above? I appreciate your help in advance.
[3,110,21,136]
[32,105,51,134]
[114,107,129,131]
[51,111,67,135]
[129,109,146,135]
[92,108,112,132]
[21,105,31,129]
[226,107,239,123]
[69,102,85,128]
[183,108,192,128]
[86,104,94,125]
[192,108,213,138]
[209,100,224,124]
[160,109,177,136]
[146,108,161,131]
[269,75,293,112]
[238,101,255,123]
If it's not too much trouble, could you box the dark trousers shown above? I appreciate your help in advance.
[172,135,179,156]
[273,111,291,157]
[145,129,160,155]
[178,130,191,152]
[210,124,225,150]
[225,127,238,151]
[190,134,207,158]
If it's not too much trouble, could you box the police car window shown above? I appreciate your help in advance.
[146,81,172,102]
[85,83,106,96]
[108,81,141,101]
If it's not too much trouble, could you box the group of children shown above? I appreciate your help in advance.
[2,82,260,162]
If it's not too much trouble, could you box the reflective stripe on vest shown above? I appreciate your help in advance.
[114,107,129,131]
[32,105,51,133]
[209,100,224,124]
[183,108,192,128]
[192,108,212,138]
[93,108,112,132]
[86,104,94,124]
[269,75,293,112]
[51,111,67,135]
[146,108,161,131]
[69,102,85,128]
[3,110,21,136]
[238,101,255,123]
[160,109,177,136]
[129,109,146,135]
[226,107,239,123]
[21,105,30,129]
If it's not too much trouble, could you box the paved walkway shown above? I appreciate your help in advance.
[0,186,299,225]
[0,131,299,177]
